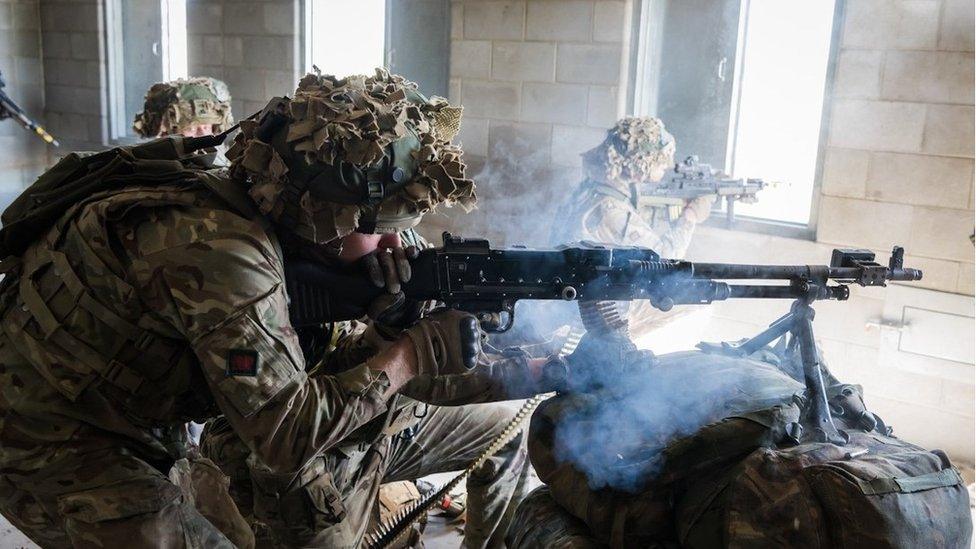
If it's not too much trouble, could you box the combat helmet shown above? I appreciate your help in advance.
[583,117,676,186]
[133,77,234,137]
[227,68,474,246]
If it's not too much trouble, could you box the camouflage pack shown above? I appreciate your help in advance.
[506,486,603,549]
[679,430,972,548]
[527,351,805,547]
[0,136,224,260]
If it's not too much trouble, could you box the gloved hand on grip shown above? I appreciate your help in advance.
[404,309,485,377]
[361,243,424,339]
[360,244,419,294]
[367,292,426,340]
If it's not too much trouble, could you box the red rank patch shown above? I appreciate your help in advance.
[227,349,259,376]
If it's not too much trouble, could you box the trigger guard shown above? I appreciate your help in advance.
[478,306,515,333]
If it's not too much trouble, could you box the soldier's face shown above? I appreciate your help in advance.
[337,232,402,264]
[159,123,214,138]
[648,164,668,182]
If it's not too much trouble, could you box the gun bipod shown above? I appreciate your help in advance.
[698,295,849,446]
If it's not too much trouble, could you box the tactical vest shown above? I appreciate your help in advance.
[0,137,263,425]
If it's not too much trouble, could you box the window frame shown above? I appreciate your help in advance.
[628,0,848,241]
[104,0,189,145]
[104,0,133,144]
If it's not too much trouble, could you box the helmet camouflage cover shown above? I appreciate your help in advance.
[227,68,474,245]
[583,116,676,184]
[133,77,234,137]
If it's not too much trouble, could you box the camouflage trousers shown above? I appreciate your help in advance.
[203,401,531,549]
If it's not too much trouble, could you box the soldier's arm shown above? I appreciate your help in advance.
[399,353,547,405]
[129,211,416,473]
[319,321,393,373]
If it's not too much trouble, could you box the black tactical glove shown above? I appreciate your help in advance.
[361,245,425,338]
[367,292,426,339]
[404,309,485,376]
[360,245,419,294]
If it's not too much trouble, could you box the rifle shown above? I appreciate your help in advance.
[286,233,922,444]
[639,155,764,225]
[0,71,59,146]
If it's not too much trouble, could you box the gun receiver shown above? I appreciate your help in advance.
[285,233,922,333]
[639,155,765,225]
[0,71,59,146]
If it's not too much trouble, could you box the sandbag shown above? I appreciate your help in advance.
[528,351,805,547]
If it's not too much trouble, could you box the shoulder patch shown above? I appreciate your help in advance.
[227,349,259,376]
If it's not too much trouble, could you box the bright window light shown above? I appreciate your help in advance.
[728,0,836,225]
[105,0,190,141]
[306,0,386,77]
[161,0,188,80]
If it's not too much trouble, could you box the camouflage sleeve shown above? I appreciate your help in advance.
[582,197,696,258]
[128,207,393,473]
[319,321,392,374]
[399,354,538,405]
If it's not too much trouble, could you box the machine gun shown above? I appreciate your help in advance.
[287,232,921,333]
[639,155,765,225]
[0,71,59,146]
[286,233,922,445]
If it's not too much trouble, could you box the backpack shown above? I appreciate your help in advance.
[678,431,971,548]
[0,135,232,261]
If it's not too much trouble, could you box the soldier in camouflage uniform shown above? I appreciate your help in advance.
[552,117,713,339]
[133,77,234,138]
[497,118,715,357]
[0,70,554,548]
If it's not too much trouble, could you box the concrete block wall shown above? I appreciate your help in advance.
[820,0,975,296]
[0,0,50,208]
[431,0,631,246]
[688,0,975,464]
[39,0,106,150]
[186,0,303,123]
